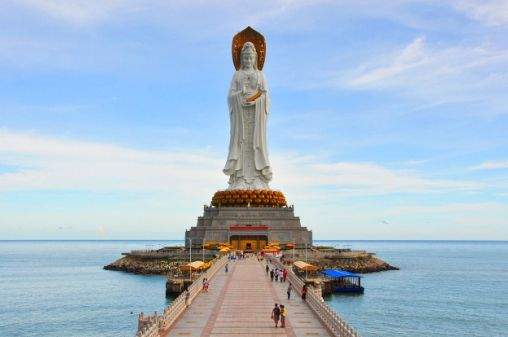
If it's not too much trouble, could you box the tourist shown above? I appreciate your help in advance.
[280,304,287,328]
[283,268,288,282]
[301,284,307,301]
[265,264,269,275]
[185,290,190,307]
[271,303,280,328]
[270,269,274,281]
[274,269,279,282]
[287,283,292,300]
[204,279,210,292]
[279,269,283,283]
[202,277,207,291]
[225,263,228,273]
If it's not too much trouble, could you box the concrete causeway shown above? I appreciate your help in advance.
[164,256,332,337]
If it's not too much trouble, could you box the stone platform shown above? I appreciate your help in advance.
[185,205,312,249]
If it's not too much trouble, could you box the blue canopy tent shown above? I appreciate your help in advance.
[321,269,364,294]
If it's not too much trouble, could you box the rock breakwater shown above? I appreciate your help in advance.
[104,256,181,275]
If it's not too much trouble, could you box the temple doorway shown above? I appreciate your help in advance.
[230,235,268,251]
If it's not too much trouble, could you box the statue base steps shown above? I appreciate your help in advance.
[185,205,312,251]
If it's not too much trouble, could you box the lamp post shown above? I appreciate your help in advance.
[290,232,295,260]
[202,238,205,262]
[188,238,192,282]
[305,243,308,280]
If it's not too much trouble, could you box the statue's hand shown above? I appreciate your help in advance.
[245,90,261,104]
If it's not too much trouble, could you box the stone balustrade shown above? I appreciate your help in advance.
[268,255,361,337]
[135,254,229,337]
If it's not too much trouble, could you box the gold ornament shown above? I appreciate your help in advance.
[232,26,266,71]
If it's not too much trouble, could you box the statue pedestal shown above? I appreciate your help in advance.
[185,205,312,251]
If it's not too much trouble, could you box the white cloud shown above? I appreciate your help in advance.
[0,130,480,197]
[452,0,508,26]
[17,0,128,25]
[15,0,325,27]
[347,37,428,87]
[346,36,508,89]
[0,130,224,195]
[1,130,503,239]
[386,202,504,215]
[272,154,480,197]
[339,36,508,109]
[96,224,107,237]
[380,201,508,238]
[470,160,508,170]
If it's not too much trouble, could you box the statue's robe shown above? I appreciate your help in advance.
[223,69,272,189]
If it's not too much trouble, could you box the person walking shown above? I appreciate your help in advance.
[283,268,288,282]
[185,290,190,307]
[270,269,274,282]
[265,264,269,275]
[280,304,287,328]
[279,269,283,283]
[271,303,281,328]
[301,284,307,301]
[274,269,279,282]
[287,283,292,300]
[225,263,229,273]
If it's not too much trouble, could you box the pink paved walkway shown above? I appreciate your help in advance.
[165,256,331,337]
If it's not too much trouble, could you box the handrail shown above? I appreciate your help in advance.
[267,255,361,337]
[135,254,229,337]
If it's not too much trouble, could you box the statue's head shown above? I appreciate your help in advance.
[240,42,257,70]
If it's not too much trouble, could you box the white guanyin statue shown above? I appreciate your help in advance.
[223,41,272,190]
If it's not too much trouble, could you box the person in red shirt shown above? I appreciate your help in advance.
[302,284,307,301]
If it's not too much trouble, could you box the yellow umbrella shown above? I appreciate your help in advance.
[293,260,318,272]
[179,260,205,272]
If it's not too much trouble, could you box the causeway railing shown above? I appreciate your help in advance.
[135,254,228,337]
[268,256,361,337]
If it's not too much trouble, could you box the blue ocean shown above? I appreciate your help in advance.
[0,240,506,337]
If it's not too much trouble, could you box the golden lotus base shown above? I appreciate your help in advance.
[211,189,287,207]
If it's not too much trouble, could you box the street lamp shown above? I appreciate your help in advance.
[188,238,192,281]
[290,232,295,260]
[305,243,308,280]
[202,238,205,262]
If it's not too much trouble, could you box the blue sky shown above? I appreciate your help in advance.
[1,1,507,240]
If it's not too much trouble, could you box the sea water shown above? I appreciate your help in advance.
[321,241,508,337]
[0,240,506,337]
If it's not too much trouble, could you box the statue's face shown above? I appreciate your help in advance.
[241,51,256,69]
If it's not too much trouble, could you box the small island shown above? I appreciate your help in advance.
[104,244,398,275]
